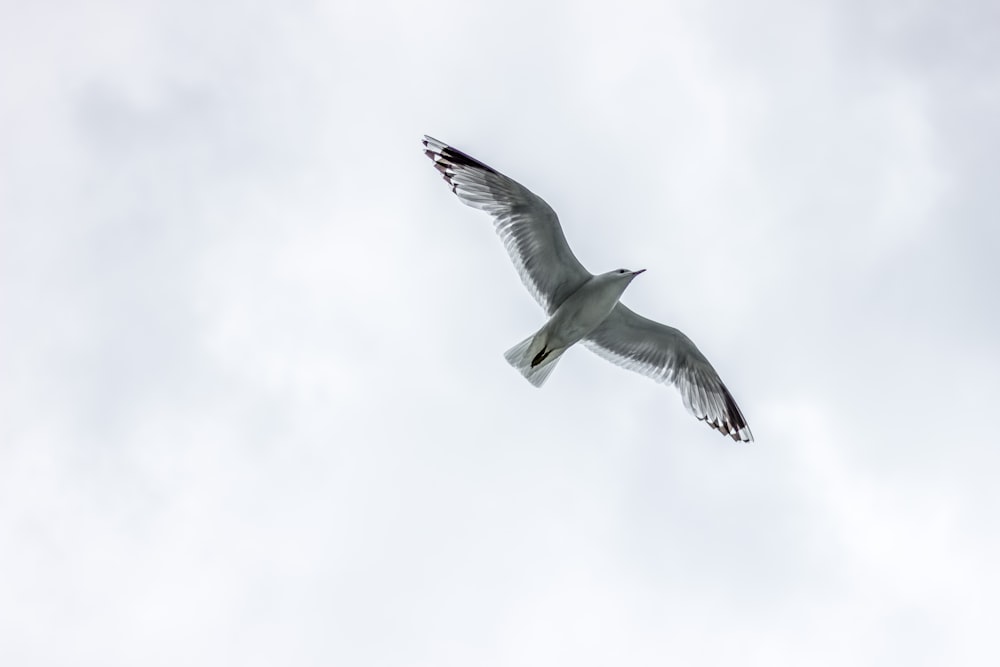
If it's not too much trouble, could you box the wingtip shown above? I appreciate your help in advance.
[727,422,753,443]
[422,135,447,153]
[420,137,501,176]
[699,414,753,443]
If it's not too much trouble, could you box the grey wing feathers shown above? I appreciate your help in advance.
[585,304,753,442]
[422,136,591,314]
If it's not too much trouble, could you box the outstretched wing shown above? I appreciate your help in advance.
[585,304,753,442]
[423,136,591,314]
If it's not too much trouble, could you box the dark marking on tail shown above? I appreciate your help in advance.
[531,348,551,368]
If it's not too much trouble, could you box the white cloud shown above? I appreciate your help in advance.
[1,0,998,665]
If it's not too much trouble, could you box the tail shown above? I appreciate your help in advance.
[503,332,566,388]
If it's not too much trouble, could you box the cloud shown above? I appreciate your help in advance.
[1,1,998,665]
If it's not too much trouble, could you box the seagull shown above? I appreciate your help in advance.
[422,135,753,442]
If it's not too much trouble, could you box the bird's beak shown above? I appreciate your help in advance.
[632,269,646,276]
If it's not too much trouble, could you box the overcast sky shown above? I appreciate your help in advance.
[2,0,999,665]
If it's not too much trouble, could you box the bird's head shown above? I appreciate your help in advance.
[607,268,646,281]
[595,268,646,298]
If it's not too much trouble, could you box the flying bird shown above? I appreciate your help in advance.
[422,136,753,442]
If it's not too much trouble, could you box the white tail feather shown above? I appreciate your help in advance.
[503,334,565,388]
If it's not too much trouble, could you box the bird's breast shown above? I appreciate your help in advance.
[545,280,623,346]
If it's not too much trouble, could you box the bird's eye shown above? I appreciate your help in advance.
[618,269,626,274]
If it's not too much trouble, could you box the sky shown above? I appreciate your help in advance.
[2,0,998,664]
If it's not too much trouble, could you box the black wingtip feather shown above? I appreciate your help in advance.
[424,136,502,196]
[696,386,752,443]
[439,147,499,175]
[422,136,501,176]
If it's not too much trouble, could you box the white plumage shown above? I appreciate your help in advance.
[423,135,753,442]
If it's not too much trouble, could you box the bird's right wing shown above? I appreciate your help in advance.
[423,136,591,314]
[584,304,753,442]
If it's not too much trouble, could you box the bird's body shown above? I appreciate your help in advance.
[504,269,642,387]
[546,270,640,345]
[422,135,754,442]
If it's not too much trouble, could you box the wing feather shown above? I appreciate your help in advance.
[585,304,753,442]
[422,136,591,313]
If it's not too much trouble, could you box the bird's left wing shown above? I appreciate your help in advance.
[423,136,591,314]
[584,304,754,442]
